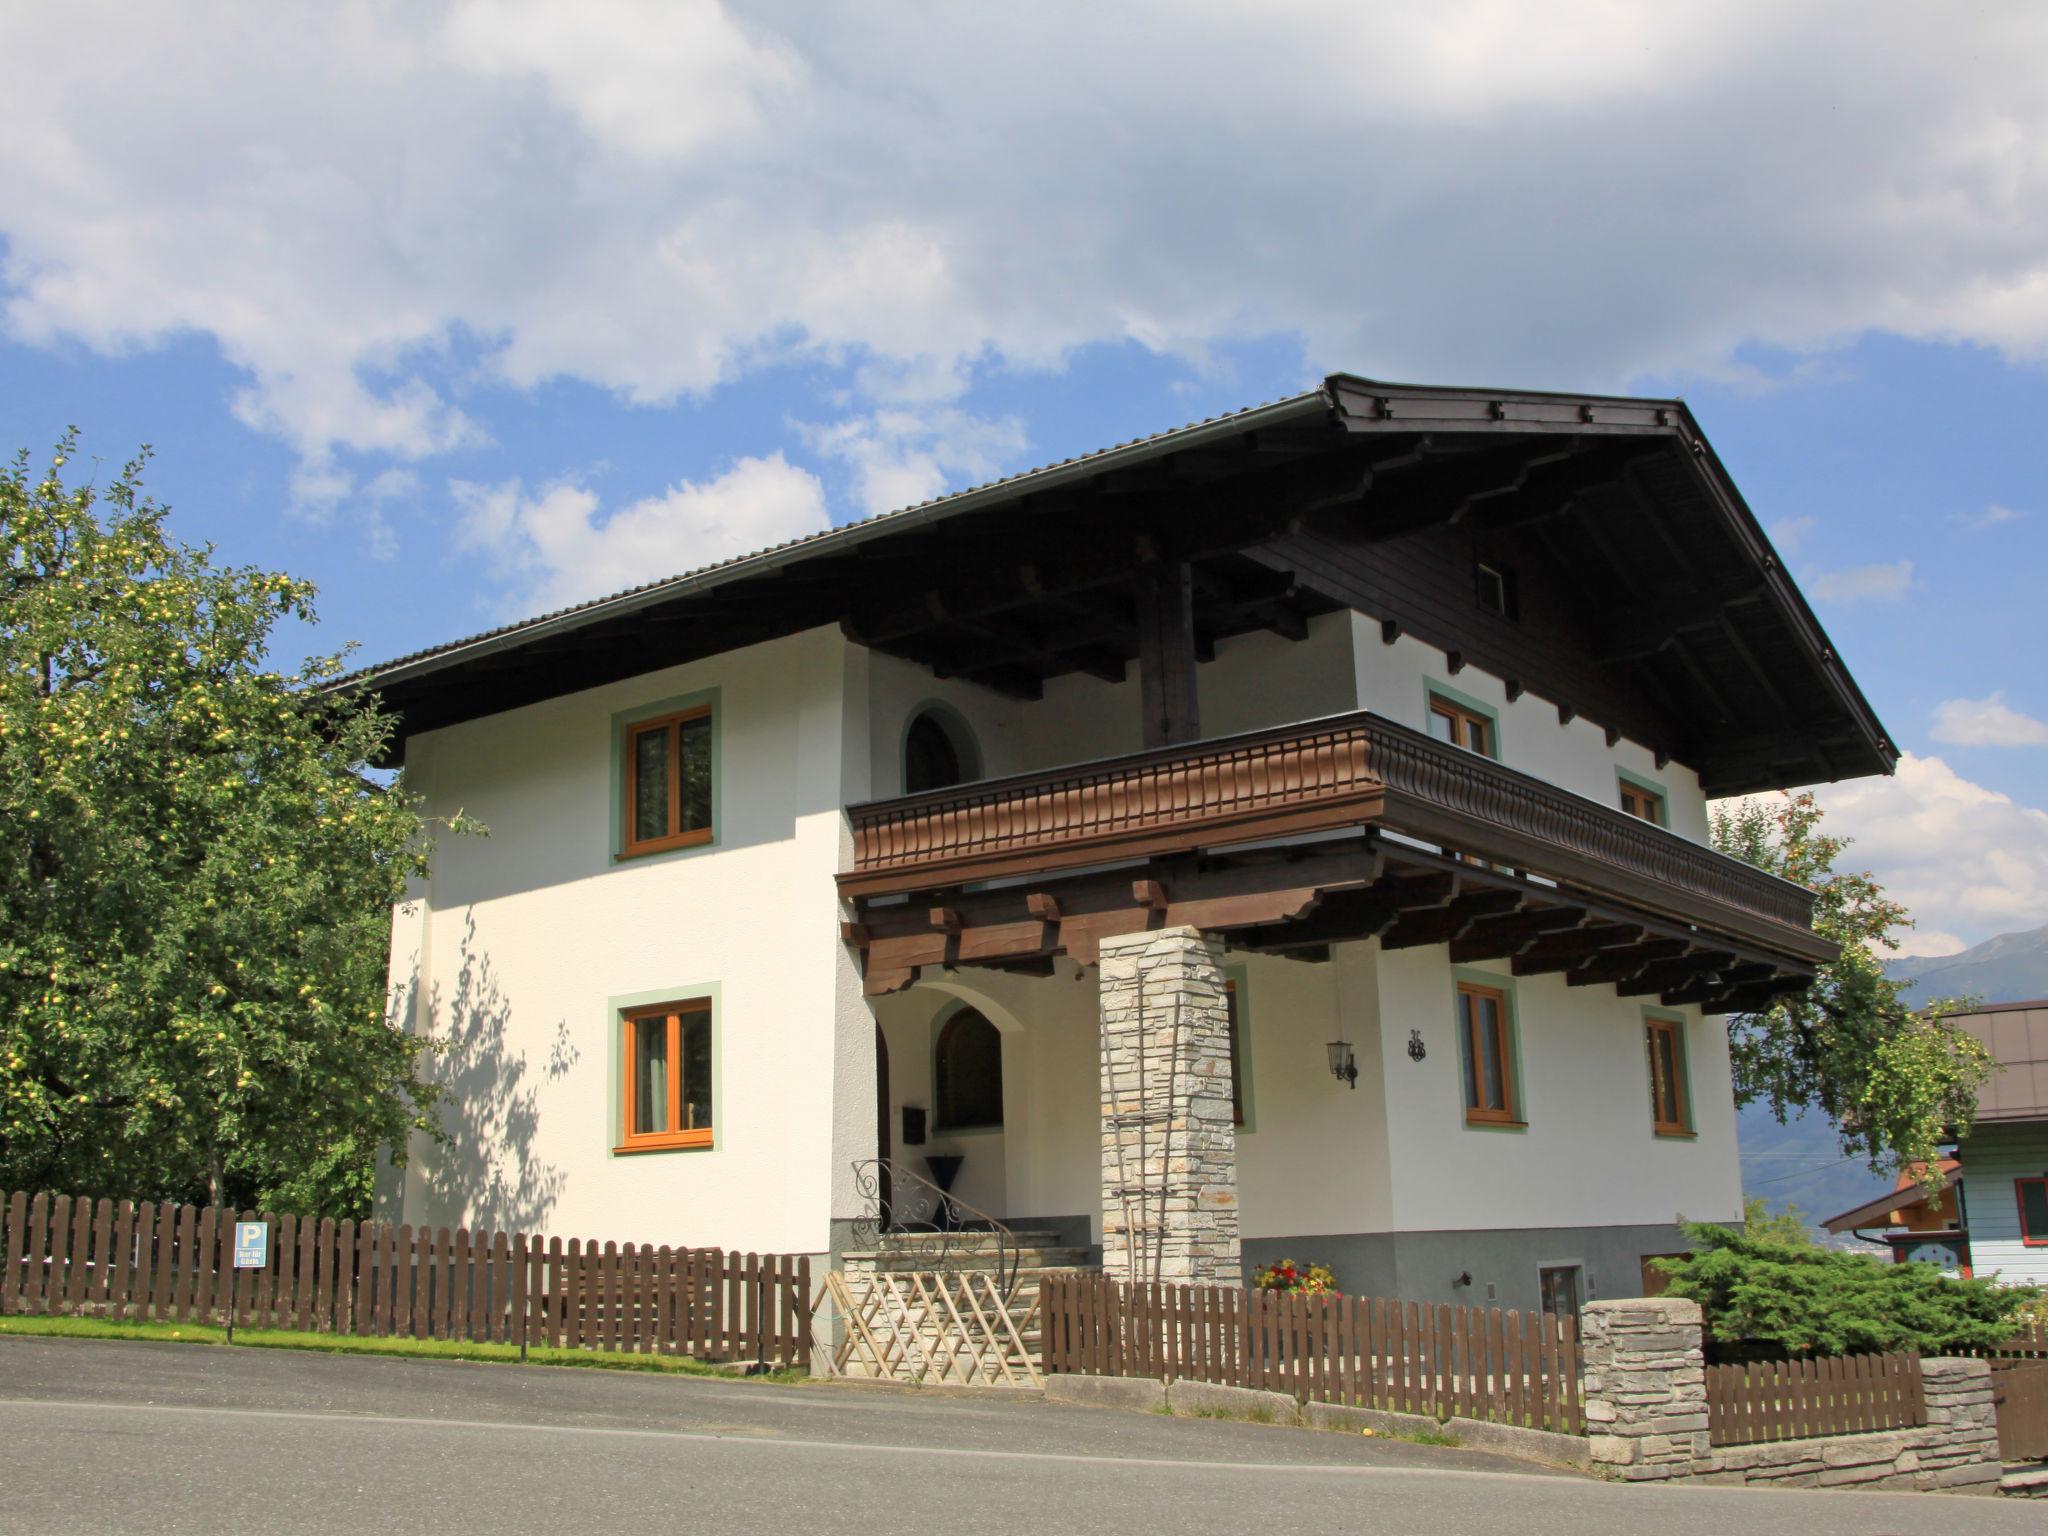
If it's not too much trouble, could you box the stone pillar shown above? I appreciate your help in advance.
[1097,926,1239,1285]
[1578,1297,1710,1480]
[1915,1357,2003,1493]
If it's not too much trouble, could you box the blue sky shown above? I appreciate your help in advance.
[3,1,2047,957]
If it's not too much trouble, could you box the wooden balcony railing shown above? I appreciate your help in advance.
[841,710,1823,956]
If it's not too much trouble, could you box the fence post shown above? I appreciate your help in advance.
[1917,1357,2002,1493]
[1577,1297,1708,1481]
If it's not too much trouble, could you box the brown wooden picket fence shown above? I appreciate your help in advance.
[0,1189,808,1370]
[1039,1274,1583,1434]
[1704,1354,1925,1447]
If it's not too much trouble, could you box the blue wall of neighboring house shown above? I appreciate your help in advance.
[1960,1121,2048,1287]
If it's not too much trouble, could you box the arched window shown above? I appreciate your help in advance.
[904,708,977,794]
[933,1008,1004,1130]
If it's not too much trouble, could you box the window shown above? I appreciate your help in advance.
[622,706,713,857]
[1620,780,1665,825]
[934,1008,1004,1130]
[1538,1264,1583,1322]
[1225,979,1246,1128]
[1645,1017,1691,1136]
[2019,1177,2048,1247]
[904,708,977,794]
[618,999,713,1152]
[1428,693,1495,757]
[1456,981,1519,1126]
[1475,561,1516,619]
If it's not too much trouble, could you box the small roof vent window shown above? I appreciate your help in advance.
[1475,561,1516,620]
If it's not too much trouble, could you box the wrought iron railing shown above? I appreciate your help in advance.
[846,1158,1021,1295]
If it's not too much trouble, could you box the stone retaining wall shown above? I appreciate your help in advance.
[1578,1297,2003,1495]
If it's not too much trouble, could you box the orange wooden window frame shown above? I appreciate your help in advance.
[617,999,714,1153]
[1620,781,1665,825]
[1645,1017,1690,1136]
[1457,982,1519,1125]
[2019,1176,2048,1247]
[1429,695,1495,757]
[621,706,714,859]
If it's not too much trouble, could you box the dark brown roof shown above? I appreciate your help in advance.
[338,373,1895,793]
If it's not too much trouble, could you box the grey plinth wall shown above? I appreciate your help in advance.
[1579,1296,1711,1480]
[1580,1296,2004,1494]
[1097,926,1239,1285]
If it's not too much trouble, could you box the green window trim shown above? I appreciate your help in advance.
[1616,766,1670,828]
[1424,677,1503,759]
[1450,965,1527,1132]
[1642,1006,1697,1139]
[606,982,723,1158]
[608,687,723,863]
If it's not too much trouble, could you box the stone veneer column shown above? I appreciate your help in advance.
[1097,926,1239,1285]
[1914,1357,2003,1493]
[1578,1297,1711,1480]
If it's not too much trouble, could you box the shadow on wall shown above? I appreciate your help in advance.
[415,912,573,1233]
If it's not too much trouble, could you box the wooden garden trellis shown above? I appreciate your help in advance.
[820,1270,1042,1388]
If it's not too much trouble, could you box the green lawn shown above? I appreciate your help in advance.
[0,1313,808,1382]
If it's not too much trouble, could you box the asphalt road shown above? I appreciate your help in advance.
[0,1338,2033,1534]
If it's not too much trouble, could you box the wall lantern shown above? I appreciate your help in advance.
[1326,1040,1358,1089]
[1407,1029,1427,1063]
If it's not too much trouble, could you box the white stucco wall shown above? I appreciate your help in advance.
[387,625,860,1255]
[383,593,1744,1263]
[1372,946,1742,1233]
[1350,614,1711,842]
[863,612,1359,798]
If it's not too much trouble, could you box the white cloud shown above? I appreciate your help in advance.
[451,454,828,611]
[1812,753,2048,946]
[1894,931,1969,960]
[1768,515,1816,556]
[1931,691,2048,748]
[1949,503,2024,530]
[5,2,2048,484]
[1807,560,1914,604]
[801,409,1028,518]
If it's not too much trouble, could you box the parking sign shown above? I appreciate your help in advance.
[233,1221,268,1269]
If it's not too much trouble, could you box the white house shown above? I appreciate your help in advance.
[360,374,1892,1316]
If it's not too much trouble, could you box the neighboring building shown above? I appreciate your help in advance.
[353,374,1893,1315]
[1822,1161,1966,1273]
[1824,1000,2048,1285]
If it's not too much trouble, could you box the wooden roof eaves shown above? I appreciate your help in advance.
[334,388,1338,696]
[1324,375,1897,788]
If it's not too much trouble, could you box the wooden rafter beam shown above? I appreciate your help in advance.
[1510,922,1647,976]
[1379,888,1525,951]
[1447,905,1590,964]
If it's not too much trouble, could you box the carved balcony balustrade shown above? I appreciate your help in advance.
[838,711,1831,1005]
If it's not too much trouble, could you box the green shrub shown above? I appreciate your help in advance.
[1655,1219,2038,1358]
